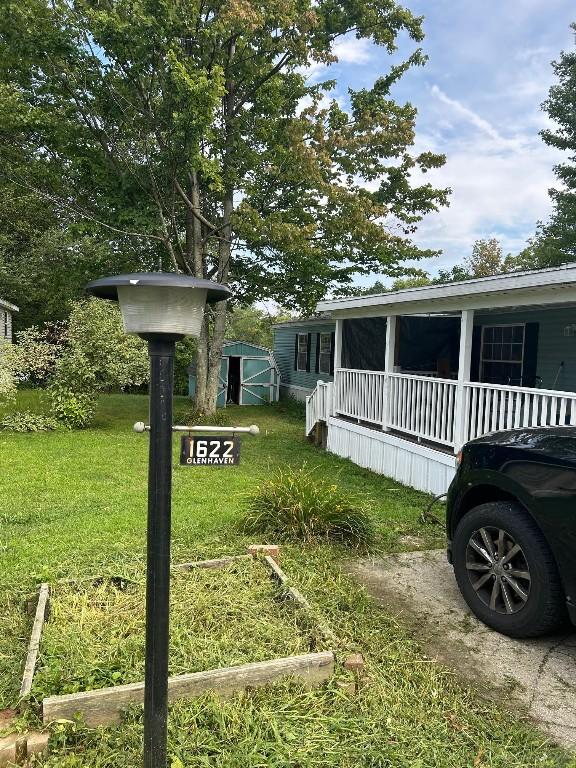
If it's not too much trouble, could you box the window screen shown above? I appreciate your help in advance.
[480,325,525,385]
[297,333,308,371]
[341,317,387,370]
[318,333,332,374]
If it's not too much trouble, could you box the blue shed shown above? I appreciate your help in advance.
[188,341,280,407]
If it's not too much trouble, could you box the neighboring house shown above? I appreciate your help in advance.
[305,263,576,495]
[188,341,280,406]
[0,297,18,342]
[273,318,336,401]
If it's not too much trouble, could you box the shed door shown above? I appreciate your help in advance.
[241,357,273,405]
[217,357,229,408]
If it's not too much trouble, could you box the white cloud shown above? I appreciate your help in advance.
[405,84,563,272]
[298,35,374,85]
[430,85,524,152]
[333,37,373,65]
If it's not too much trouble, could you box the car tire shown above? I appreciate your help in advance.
[452,502,567,638]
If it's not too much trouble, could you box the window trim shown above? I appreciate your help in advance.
[296,333,309,371]
[480,323,525,385]
[318,332,332,375]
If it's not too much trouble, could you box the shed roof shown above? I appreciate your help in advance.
[317,263,576,318]
[222,340,273,354]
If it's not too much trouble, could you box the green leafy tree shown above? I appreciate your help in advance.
[535,23,576,265]
[464,238,504,278]
[1,0,449,411]
[390,275,431,290]
[226,305,291,348]
[435,238,523,284]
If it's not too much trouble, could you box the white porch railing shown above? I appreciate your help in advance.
[388,373,457,447]
[334,368,386,425]
[463,382,576,442]
[312,368,576,451]
[305,380,332,435]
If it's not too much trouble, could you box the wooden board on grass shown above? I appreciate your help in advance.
[20,583,50,699]
[43,651,335,727]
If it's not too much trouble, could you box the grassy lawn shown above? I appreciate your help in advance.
[0,392,573,767]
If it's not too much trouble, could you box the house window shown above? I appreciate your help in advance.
[318,333,332,375]
[296,333,308,371]
[480,324,525,385]
[2,312,7,338]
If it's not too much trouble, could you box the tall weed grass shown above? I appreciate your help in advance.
[243,466,374,547]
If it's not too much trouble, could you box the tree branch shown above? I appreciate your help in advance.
[3,174,164,243]
[233,52,294,115]
[174,179,218,232]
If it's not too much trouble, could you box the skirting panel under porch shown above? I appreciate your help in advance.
[326,417,457,496]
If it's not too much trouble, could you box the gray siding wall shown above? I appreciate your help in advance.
[475,307,576,392]
[273,322,336,393]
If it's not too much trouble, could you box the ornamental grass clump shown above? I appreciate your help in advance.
[243,467,374,547]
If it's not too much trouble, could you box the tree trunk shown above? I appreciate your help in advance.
[203,39,236,414]
[194,316,209,411]
[187,169,210,412]
[190,170,204,279]
[204,190,233,412]
[205,300,227,412]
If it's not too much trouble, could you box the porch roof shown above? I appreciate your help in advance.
[317,263,576,318]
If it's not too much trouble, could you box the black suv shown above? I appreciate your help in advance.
[447,427,576,638]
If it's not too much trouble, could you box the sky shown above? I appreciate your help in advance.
[313,0,575,282]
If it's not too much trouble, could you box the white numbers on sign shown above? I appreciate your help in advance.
[191,439,235,459]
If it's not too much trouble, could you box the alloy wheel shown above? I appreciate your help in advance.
[465,526,531,614]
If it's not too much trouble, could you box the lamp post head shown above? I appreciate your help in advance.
[86,273,231,339]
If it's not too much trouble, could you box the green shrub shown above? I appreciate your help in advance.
[48,298,149,428]
[0,340,18,406]
[243,466,374,546]
[14,322,67,387]
[49,386,97,429]
[0,411,59,432]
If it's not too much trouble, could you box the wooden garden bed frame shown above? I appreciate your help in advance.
[17,547,337,730]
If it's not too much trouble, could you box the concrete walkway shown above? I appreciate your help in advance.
[350,550,576,749]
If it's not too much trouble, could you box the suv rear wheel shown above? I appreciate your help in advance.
[452,502,567,637]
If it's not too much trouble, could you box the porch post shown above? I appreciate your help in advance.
[383,315,397,431]
[454,309,474,452]
[332,319,343,416]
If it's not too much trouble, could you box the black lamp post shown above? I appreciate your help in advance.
[86,273,231,768]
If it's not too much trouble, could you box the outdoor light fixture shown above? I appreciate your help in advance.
[87,272,229,338]
[86,272,231,768]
